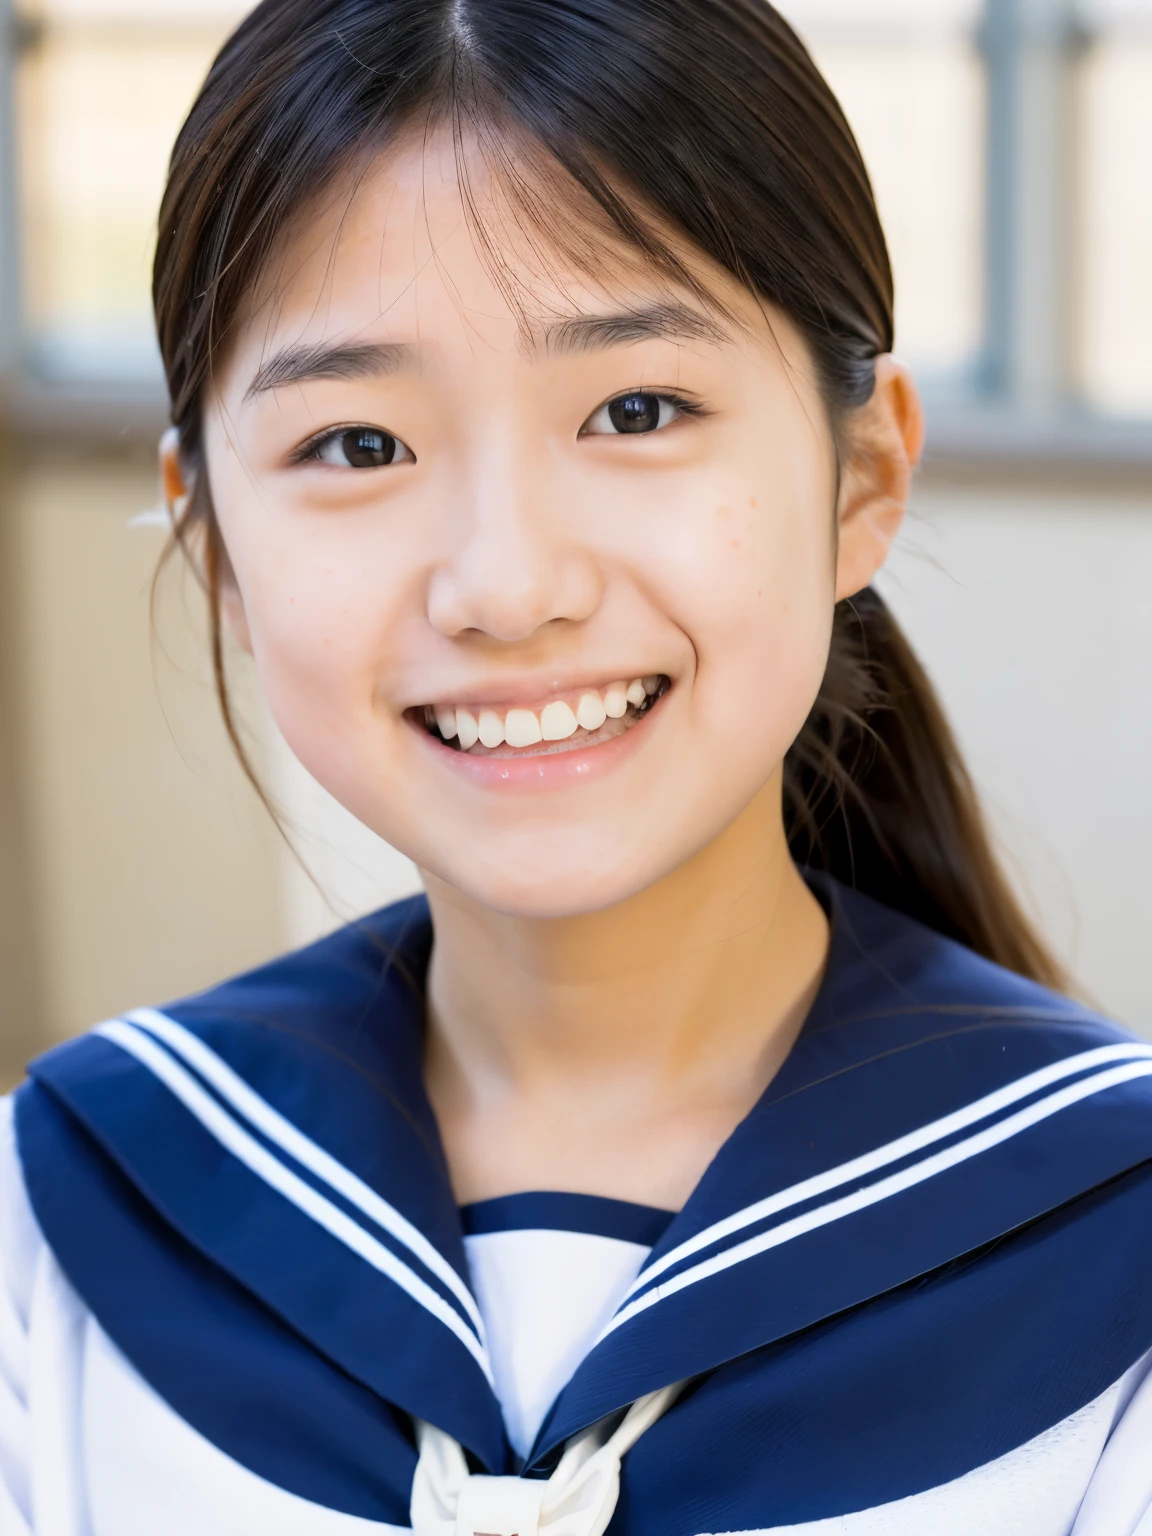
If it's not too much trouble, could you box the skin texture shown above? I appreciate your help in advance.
[165,126,923,1208]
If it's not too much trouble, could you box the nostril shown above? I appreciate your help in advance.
[425,540,604,643]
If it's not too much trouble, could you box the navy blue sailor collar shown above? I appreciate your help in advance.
[17,877,1152,1481]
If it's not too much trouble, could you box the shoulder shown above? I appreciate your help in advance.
[808,874,1137,1050]
[160,892,433,1042]
[10,895,448,1304]
[777,879,1152,1186]
[0,1094,45,1308]
[9,894,437,1286]
[19,893,433,1090]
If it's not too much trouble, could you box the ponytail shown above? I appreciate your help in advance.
[786,587,1066,988]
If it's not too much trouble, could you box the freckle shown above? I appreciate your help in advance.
[749,497,757,508]
[731,538,740,550]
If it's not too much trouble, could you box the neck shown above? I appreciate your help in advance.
[422,776,830,1208]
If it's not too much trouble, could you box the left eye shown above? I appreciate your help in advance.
[581,392,684,436]
[307,427,415,468]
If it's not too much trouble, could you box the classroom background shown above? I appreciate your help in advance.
[1,0,1150,1083]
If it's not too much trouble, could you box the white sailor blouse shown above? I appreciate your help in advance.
[3,874,1152,1535]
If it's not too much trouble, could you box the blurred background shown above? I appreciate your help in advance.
[0,0,1150,1082]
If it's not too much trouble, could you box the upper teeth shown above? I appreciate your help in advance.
[429,677,662,750]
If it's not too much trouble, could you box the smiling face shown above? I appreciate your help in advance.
[198,125,870,918]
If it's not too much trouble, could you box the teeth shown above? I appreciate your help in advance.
[540,700,579,741]
[576,691,607,732]
[603,681,629,719]
[505,708,543,748]
[456,709,480,749]
[427,676,665,751]
[436,707,458,740]
[478,709,506,749]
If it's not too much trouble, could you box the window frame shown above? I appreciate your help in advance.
[0,0,1149,472]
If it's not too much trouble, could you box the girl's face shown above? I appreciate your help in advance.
[202,129,896,918]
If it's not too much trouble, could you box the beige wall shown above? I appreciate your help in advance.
[883,479,1152,1035]
[0,441,44,1074]
[0,444,283,1081]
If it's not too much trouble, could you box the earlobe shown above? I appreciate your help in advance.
[159,426,254,657]
[159,426,193,522]
[833,357,924,602]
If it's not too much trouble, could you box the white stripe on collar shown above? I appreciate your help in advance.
[123,1008,484,1341]
[599,1052,1152,1345]
[624,1041,1152,1302]
[96,1019,494,1385]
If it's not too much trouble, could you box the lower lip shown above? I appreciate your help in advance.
[412,698,665,790]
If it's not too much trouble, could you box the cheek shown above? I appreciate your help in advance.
[657,471,836,726]
[707,548,832,779]
[223,512,404,748]
[206,429,383,709]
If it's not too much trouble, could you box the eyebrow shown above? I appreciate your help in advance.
[542,303,732,356]
[244,341,417,400]
[243,302,730,398]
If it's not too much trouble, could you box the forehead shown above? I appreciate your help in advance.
[238,121,754,361]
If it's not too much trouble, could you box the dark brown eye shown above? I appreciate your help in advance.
[581,391,695,438]
[310,426,414,468]
[340,429,397,467]
[607,393,663,433]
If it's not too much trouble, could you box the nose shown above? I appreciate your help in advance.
[426,441,602,643]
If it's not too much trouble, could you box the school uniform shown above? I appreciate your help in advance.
[3,874,1152,1535]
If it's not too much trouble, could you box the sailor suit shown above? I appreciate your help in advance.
[3,875,1152,1534]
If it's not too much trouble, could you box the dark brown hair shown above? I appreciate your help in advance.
[154,0,1064,988]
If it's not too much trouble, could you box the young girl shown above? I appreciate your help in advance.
[3,1,1151,1531]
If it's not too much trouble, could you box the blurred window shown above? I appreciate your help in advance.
[13,0,247,382]
[2,0,1150,429]
[780,0,986,386]
[1079,0,1152,416]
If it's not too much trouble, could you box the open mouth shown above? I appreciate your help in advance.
[414,675,672,759]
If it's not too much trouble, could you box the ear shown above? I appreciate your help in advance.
[159,426,192,520]
[833,357,924,603]
[159,427,254,656]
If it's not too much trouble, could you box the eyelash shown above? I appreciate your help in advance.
[290,389,710,466]
[634,390,703,413]
[595,390,709,425]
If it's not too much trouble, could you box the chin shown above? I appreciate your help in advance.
[420,840,674,921]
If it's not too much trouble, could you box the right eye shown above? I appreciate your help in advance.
[304,426,415,469]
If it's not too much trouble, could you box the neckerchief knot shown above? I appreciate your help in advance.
[411,1383,682,1536]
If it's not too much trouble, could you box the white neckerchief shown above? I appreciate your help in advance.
[410,1382,683,1536]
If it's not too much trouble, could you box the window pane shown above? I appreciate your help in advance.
[779,0,985,382]
[1079,3,1152,416]
[17,0,983,387]
[16,1,248,380]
